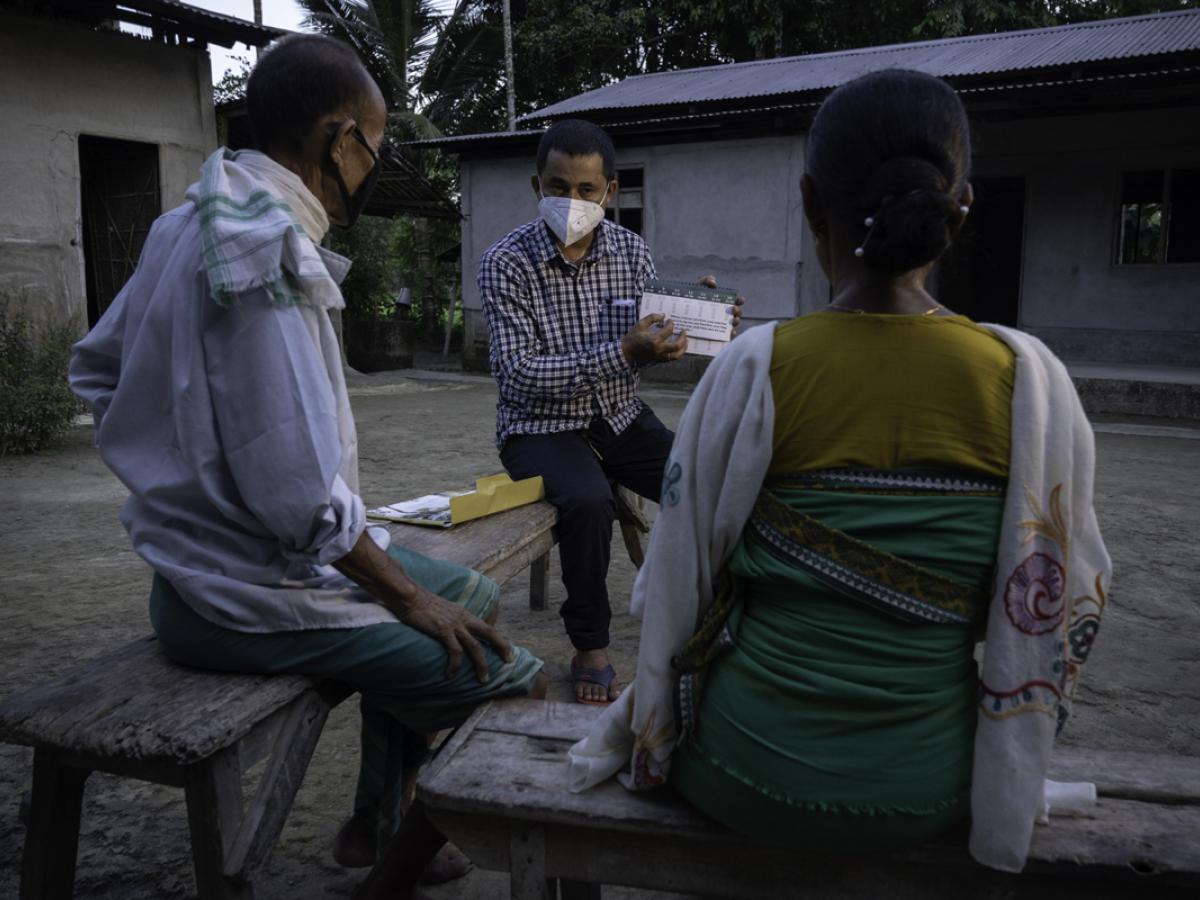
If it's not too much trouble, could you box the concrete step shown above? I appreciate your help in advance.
[1067,363,1200,421]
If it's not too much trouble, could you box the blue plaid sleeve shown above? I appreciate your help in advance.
[479,248,632,402]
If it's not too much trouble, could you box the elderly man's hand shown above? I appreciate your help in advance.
[400,586,513,682]
[333,531,513,683]
[622,313,688,365]
[698,274,747,336]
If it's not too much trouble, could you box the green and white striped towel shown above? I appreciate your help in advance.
[186,148,343,309]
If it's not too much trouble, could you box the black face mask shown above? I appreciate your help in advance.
[330,127,382,228]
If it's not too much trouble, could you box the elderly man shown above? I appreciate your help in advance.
[479,120,741,704]
[69,34,544,880]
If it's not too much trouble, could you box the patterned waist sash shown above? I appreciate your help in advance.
[749,491,991,627]
[673,470,1002,735]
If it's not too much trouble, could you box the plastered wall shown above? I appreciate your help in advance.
[0,11,216,332]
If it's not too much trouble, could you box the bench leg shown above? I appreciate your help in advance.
[559,880,602,900]
[222,690,332,883]
[510,824,552,899]
[529,551,550,612]
[20,749,90,900]
[185,745,254,900]
[355,799,446,900]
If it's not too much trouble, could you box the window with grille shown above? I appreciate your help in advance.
[1117,168,1200,265]
[605,167,644,236]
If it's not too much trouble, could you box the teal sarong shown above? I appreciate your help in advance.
[150,542,544,853]
[670,471,1002,852]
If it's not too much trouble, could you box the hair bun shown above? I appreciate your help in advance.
[858,157,960,273]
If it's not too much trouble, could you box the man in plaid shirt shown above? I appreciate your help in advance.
[479,120,740,704]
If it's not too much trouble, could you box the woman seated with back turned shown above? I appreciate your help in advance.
[567,69,1111,872]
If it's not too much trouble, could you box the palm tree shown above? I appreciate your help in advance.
[418,1,509,136]
[295,0,443,133]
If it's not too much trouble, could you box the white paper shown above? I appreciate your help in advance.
[370,494,450,517]
[640,290,733,346]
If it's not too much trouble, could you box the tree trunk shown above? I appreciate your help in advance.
[414,218,437,341]
[502,0,516,129]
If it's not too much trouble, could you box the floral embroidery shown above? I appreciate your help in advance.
[1004,552,1065,635]
[1018,484,1070,554]
[1060,573,1107,702]
[981,485,1107,725]
[1068,615,1100,663]
[979,678,1062,720]
[660,460,682,507]
[630,710,675,790]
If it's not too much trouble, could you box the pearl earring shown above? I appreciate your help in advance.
[959,205,969,216]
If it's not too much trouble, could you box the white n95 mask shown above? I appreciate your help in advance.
[538,194,606,245]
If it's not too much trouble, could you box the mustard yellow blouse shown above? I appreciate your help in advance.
[769,312,1015,478]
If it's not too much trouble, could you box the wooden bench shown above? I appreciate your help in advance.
[415,699,1200,900]
[0,500,556,900]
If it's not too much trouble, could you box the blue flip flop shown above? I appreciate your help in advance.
[570,657,619,706]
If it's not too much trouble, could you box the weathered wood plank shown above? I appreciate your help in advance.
[385,501,556,581]
[1050,746,1200,805]
[0,637,319,765]
[185,745,253,900]
[480,529,556,594]
[418,729,722,839]
[1028,796,1200,875]
[429,810,1199,899]
[475,698,602,743]
[471,701,1200,806]
[19,751,90,900]
[421,703,492,785]
[509,825,551,900]
[529,551,550,612]
[420,720,1200,879]
[224,690,332,882]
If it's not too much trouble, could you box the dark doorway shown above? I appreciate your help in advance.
[937,177,1025,326]
[79,136,161,328]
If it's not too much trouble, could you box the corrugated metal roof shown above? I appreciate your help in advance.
[366,146,460,221]
[525,9,1200,120]
[18,0,287,48]
[409,130,543,149]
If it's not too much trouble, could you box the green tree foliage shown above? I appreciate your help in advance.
[212,53,253,105]
[0,310,81,456]
[295,0,442,115]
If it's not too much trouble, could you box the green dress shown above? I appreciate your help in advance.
[669,312,1015,851]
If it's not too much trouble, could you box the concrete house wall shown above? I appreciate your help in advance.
[457,100,1199,371]
[0,10,216,329]
[973,107,1200,366]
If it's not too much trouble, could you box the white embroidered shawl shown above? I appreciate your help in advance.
[565,321,1111,873]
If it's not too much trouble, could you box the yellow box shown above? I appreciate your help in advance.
[368,474,545,528]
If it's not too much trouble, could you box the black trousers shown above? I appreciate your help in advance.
[500,406,675,651]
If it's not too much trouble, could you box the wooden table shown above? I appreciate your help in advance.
[417,699,1200,899]
[384,500,557,610]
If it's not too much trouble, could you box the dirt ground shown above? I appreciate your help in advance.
[1,369,1198,899]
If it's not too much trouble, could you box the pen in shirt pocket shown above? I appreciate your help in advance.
[610,298,637,307]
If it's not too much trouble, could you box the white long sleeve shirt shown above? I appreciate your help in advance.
[70,176,398,632]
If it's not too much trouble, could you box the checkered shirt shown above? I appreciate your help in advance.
[479,218,656,449]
